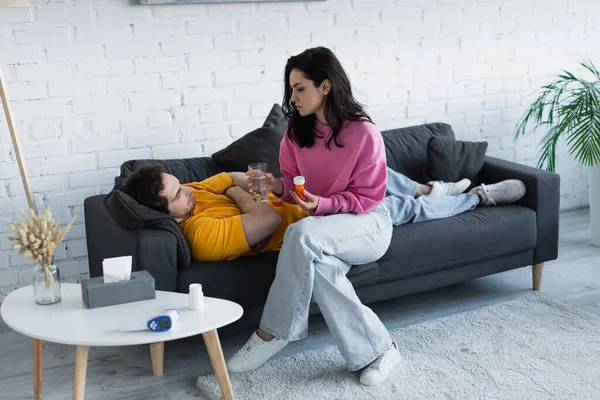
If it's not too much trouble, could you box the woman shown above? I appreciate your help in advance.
[227,47,400,386]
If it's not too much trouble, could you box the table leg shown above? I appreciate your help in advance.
[149,342,164,376]
[73,346,89,400]
[33,338,42,399]
[202,329,234,400]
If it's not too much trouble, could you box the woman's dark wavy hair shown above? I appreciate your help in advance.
[282,46,372,149]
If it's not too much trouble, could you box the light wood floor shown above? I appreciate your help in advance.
[1,208,598,400]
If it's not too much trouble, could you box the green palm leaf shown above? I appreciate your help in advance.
[515,58,600,172]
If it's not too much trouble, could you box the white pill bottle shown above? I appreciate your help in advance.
[189,283,205,310]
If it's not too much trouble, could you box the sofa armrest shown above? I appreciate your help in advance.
[84,195,178,292]
[479,156,560,265]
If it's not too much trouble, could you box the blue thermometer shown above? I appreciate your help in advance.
[120,309,180,332]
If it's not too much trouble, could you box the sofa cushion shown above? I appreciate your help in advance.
[377,205,537,283]
[177,253,379,309]
[212,104,287,178]
[382,122,455,182]
[426,136,488,184]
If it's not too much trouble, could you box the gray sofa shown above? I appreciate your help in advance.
[84,122,560,332]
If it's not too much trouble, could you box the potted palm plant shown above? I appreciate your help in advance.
[515,59,600,246]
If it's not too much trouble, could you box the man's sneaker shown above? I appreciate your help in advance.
[226,332,288,373]
[427,178,471,197]
[359,343,401,386]
[470,179,526,206]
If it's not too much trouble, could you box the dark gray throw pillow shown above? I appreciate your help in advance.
[103,188,192,270]
[383,122,456,182]
[426,136,488,183]
[212,104,287,177]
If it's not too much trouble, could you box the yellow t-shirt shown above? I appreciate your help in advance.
[179,172,309,262]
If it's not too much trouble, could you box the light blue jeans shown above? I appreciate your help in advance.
[259,204,394,371]
[384,167,480,225]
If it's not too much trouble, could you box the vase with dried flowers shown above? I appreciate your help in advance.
[8,208,75,305]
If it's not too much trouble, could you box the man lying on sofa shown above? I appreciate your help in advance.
[121,164,526,263]
[121,163,308,262]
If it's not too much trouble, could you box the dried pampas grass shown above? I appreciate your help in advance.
[8,208,76,272]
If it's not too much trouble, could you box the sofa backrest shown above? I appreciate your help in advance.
[114,157,223,189]
[382,122,455,182]
[113,122,457,188]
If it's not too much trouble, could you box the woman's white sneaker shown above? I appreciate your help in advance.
[359,343,401,386]
[226,332,288,373]
[428,178,471,197]
[470,179,526,206]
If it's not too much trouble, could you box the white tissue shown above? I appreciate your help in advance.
[103,255,132,283]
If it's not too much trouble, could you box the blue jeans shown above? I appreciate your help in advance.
[259,204,393,371]
[384,167,479,225]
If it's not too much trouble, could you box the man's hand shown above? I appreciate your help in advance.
[250,236,270,254]
[290,189,319,212]
[224,185,243,200]
[227,172,250,192]
[223,185,282,250]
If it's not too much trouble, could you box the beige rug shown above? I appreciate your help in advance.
[197,294,600,400]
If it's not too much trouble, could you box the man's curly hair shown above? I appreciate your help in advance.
[121,164,169,214]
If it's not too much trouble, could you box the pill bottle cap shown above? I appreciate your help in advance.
[189,283,203,292]
[293,176,305,185]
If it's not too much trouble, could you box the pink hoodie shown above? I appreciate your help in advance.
[278,119,388,216]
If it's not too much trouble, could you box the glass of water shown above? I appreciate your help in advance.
[248,163,269,202]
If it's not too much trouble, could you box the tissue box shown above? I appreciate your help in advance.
[81,270,156,309]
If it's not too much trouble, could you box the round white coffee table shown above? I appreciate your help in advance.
[0,283,243,400]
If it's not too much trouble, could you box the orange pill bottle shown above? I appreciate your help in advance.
[294,176,305,200]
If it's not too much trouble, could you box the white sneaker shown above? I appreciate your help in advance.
[427,178,471,197]
[470,179,526,206]
[359,343,401,386]
[226,332,288,373]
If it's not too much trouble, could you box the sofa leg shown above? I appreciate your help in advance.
[532,263,544,290]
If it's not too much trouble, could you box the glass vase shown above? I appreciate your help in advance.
[32,264,61,305]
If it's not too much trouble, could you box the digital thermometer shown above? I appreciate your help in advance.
[120,309,180,332]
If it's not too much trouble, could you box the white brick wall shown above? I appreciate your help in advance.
[0,0,597,299]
